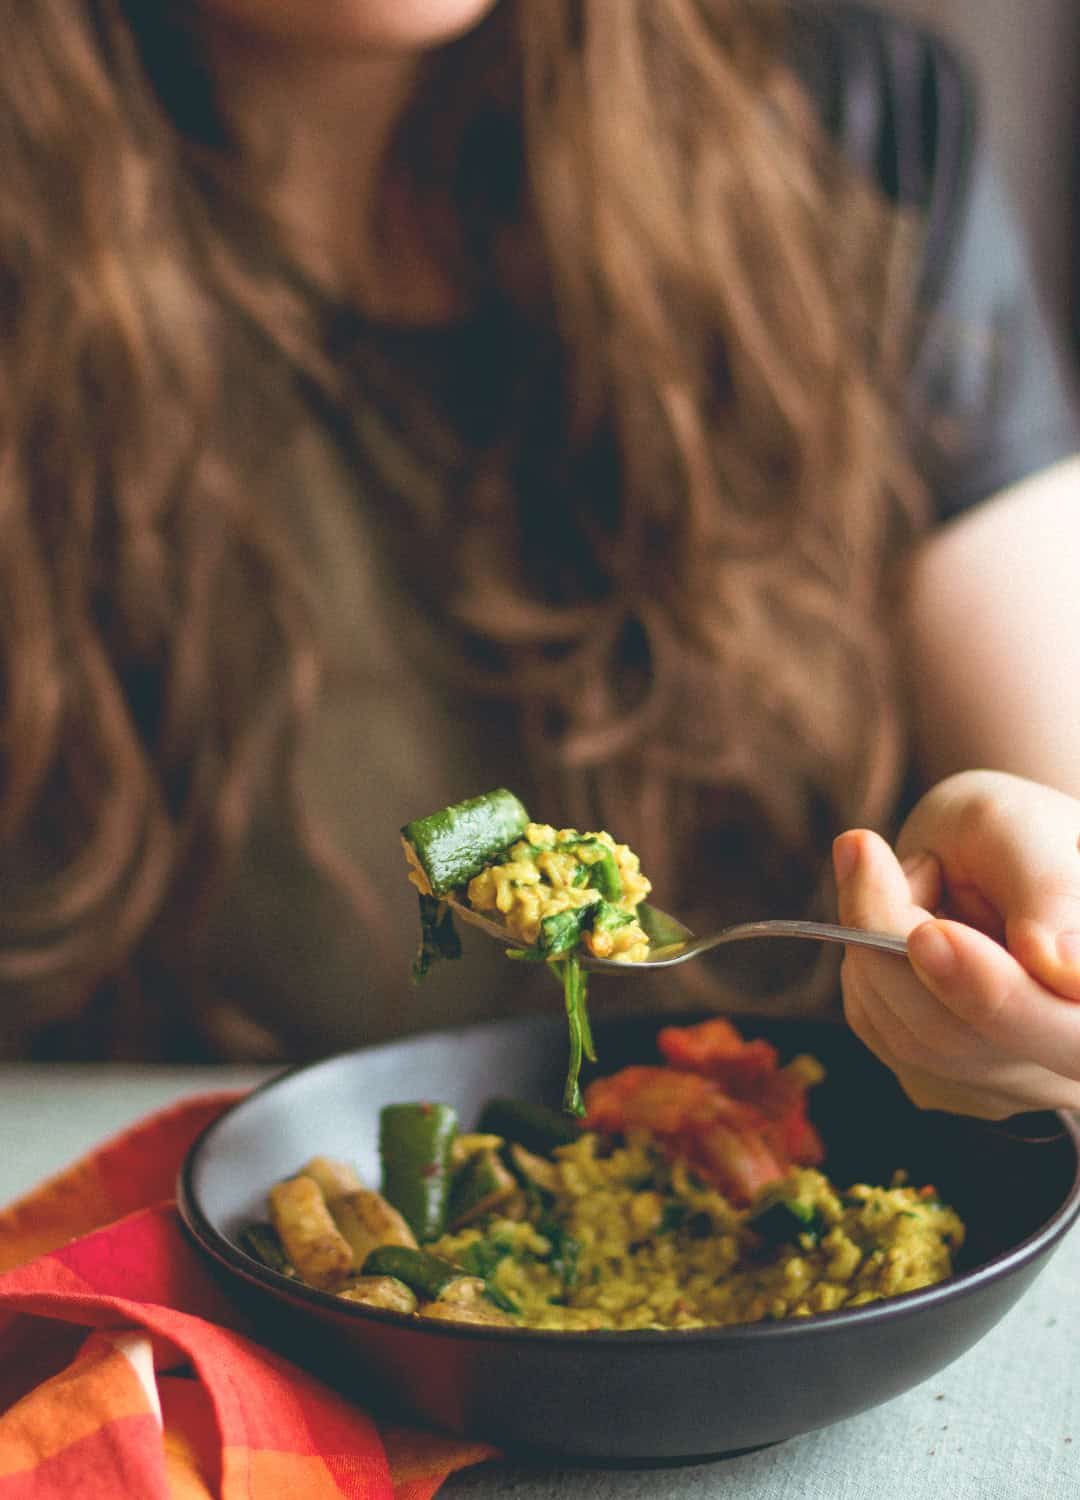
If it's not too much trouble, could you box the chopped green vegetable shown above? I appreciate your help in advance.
[594,856,622,900]
[539,906,595,958]
[379,1102,458,1242]
[555,954,595,1116]
[459,1236,514,1280]
[401,788,530,898]
[361,1245,474,1301]
[476,1097,583,1155]
[447,1148,517,1228]
[573,840,623,901]
[591,901,636,933]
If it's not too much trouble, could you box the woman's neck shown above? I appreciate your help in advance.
[202,30,461,320]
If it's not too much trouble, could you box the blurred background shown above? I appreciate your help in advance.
[889,0,1079,366]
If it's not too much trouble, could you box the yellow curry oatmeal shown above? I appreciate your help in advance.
[466,822,652,962]
[428,1146,964,1331]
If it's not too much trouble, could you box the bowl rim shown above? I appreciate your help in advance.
[177,1014,1080,1350]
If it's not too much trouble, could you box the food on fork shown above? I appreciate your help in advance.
[401,788,654,1113]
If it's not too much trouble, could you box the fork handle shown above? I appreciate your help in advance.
[708,919,908,957]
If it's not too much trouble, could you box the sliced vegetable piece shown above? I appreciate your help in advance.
[419,1297,514,1326]
[401,788,530,898]
[338,1275,419,1314]
[361,1247,517,1323]
[268,1175,353,1290]
[300,1156,364,1201]
[477,1097,582,1155]
[428,1267,516,1323]
[361,1245,476,1301]
[446,1148,517,1229]
[449,1132,505,1169]
[330,1188,418,1265]
[379,1101,458,1241]
[508,1141,560,1195]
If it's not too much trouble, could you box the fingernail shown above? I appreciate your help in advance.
[1057,933,1080,967]
[832,835,859,886]
[909,923,956,980]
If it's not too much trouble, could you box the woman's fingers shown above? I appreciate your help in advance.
[834,820,1080,1115]
[834,831,987,1061]
[833,828,928,937]
[897,772,1080,1000]
[906,917,1080,1080]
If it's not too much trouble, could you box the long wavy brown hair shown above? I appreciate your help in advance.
[0,0,924,1057]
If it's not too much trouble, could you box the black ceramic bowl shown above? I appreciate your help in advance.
[178,1012,1080,1462]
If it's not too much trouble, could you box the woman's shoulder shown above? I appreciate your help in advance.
[787,5,1080,518]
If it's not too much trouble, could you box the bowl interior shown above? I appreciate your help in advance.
[180,1010,1080,1460]
[187,1011,1078,1275]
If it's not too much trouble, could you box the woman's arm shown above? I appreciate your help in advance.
[899,453,1080,799]
[833,454,1080,1117]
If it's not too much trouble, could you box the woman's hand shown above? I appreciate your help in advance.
[833,770,1080,1118]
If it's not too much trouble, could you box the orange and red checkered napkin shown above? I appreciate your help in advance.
[0,1093,496,1498]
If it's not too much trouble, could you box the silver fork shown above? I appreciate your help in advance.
[444,896,909,972]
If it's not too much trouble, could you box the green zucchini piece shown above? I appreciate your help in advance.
[379,1102,458,1242]
[447,1148,517,1229]
[476,1097,583,1155]
[361,1245,474,1301]
[401,788,530,898]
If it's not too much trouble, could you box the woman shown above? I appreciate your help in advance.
[2,0,1079,1117]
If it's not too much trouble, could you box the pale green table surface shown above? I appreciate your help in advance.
[1,1064,1076,1499]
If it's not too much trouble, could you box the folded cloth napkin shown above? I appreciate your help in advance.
[0,1092,497,1498]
